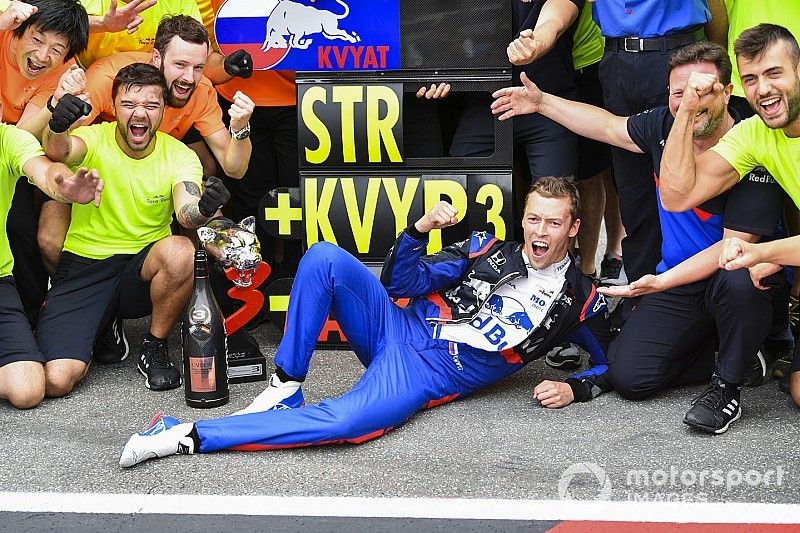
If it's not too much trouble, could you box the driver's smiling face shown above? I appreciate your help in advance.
[522,192,580,270]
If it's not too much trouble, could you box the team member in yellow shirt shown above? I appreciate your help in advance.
[0,123,102,410]
[660,24,800,406]
[38,15,253,273]
[660,24,800,219]
[78,0,200,66]
[36,63,230,395]
[0,0,89,327]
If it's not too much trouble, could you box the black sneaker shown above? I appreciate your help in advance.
[683,376,742,434]
[92,317,129,364]
[137,338,181,391]
[572,248,582,270]
[600,254,627,286]
[742,350,767,387]
[544,342,581,370]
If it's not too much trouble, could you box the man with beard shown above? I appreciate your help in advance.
[57,14,253,180]
[37,15,254,365]
[117,177,615,467]
[492,41,788,434]
[36,63,231,395]
[660,24,800,210]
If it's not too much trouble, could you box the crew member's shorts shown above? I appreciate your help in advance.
[36,244,155,363]
[0,275,45,367]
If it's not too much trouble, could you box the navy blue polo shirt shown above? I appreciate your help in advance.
[626,106,785,274]
[592,0,710,38]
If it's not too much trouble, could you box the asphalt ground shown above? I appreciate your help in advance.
[0,512,556,532]
[2,236,800,531]
[1,316,799,505]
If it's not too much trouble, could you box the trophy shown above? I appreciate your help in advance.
[188,216,271,391]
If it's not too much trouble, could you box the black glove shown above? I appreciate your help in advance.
[48,94,91,134]
[224,49,253,79]
[198,176,231,217]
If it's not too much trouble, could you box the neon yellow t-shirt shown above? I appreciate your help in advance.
[0,125,44,277]
[64,122,203,259]
[711,116,800,205]
[78,0,202,67]
[572,2,604,70]
[724,0,800,98]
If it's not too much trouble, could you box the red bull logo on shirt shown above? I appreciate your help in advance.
[214,0,401,70]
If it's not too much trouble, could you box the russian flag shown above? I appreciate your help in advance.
[214,0,401,71]
[214,0,288,69]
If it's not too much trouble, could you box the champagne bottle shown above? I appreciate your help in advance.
[183,248,229,408]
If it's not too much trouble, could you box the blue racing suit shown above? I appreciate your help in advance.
[195,227,613,452]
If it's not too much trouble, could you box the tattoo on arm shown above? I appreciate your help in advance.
[182,181,201,197]
[179,202,211,228]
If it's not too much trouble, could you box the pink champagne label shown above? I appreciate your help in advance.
[189,356,216,393]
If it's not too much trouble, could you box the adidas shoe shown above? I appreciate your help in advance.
[231,373,304,416]
[742,350,767,387]
[544,342,582,370]
[600,253,628,286]
[93,317,129,364]
[683,376,742,434]
[119,413,195,468]
[137,338,181,391]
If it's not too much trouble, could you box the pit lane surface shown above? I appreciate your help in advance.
[1,317,799,531]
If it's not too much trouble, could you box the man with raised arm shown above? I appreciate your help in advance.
[492,41,789,434]
[659,24,800,211]
[36,63,230,396]
[38,14,254,273]
[0,122,102,409]
[118,177,615,467]
[0,0,89,325]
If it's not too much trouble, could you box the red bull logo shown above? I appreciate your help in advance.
[215,0,400,71]
[262,0,360,53]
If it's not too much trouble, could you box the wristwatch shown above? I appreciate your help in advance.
[230,122,251,140]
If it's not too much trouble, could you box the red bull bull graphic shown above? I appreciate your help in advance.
[214,0,401,70]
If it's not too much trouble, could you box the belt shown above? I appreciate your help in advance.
[605,27,705,53]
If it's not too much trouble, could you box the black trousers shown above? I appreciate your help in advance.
[608,268,789,400]
[7,179,47,325]
[597,47,676,282]
[448,93,578,179]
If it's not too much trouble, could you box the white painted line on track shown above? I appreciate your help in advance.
[1,492,799,523]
